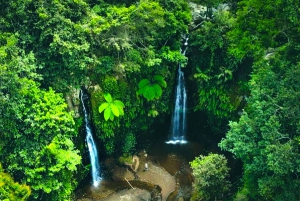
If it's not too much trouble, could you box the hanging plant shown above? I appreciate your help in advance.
[99,93,125,121]
[137,75,167,101]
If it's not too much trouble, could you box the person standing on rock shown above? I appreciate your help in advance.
[144,162,148,171]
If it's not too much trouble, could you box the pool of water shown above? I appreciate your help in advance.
[75,139,204,201]
[150,140,204,201]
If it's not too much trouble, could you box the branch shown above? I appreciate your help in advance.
[124,178,135,190]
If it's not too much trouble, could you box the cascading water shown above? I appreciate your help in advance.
[80,89,101,187]
[166,36,188,144]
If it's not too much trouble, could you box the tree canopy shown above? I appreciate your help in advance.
[218,0,300,200]
[1,0,300,200]
[0,0,192,199]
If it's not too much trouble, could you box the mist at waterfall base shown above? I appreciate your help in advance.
[80,89,101,187]
[166,37,188,145]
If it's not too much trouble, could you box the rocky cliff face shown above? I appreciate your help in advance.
[65,87,81,118]
[188,2,229,31]
[188,2,207,30]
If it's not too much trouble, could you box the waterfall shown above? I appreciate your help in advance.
[166,36,188,145]
[80,89,101,187]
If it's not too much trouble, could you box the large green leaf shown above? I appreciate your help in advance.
[137,76,166,101]
[103,93,113,103]
[153,75,167,88]
[109,112,114,121]
[113,100,125,108]
[118,106,124,116]
[153,75,163,82]
[99,102,109,113]
[137,88,143,95]
[99,93,125,121]
[138,79,150,89]
[110,105,120,117]
[145,85,156,101]
[155,79,167,88]
[104,107,111,121]
[152,84,162,98]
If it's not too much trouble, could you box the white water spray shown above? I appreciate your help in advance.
[80,90,101,187]
[166,36,188,145]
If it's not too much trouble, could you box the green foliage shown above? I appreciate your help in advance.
[31,0,92,90]
[6,84,81,200]
[0,42,81,200]
[217,0,300,199]
[0,0,193,183]
[91,89,115,139]
[234,187,249,201]
[26,136,81,200]
[101,76,120,96]
[118,153,133,165]
[94,56,115,76]
[227,0,300,62]
[122,133,136,153]
[137,75,167,101]
[0,163,31,201]
[99,93,125,121]
[157,0,191,37]
[197,87,235,119]
[190,153,231,201]
[1,0,191,159]
[219,57,300,200]
[189,8,247,122]
[160,46,187,65]
[192,0,225,8]
[103,138,115,156]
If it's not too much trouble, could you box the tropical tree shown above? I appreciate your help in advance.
[219,57,300,200]
[1,80,82,200]
[0,35,82,200]
[0,163,31,201]
[218,0,300,199]
[190,153,231,201]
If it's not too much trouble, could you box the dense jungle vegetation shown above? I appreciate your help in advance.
[0,0,299,200]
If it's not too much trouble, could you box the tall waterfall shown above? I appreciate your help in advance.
[80,89,101,187]
[166,36,188,144]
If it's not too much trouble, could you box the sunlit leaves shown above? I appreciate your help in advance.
[0,163,31,201]
[137,75,167,101]
[190,153,231,201]
[99,93,125,121]
[26,136,81,200]
[138,79,150,89]
[153,75,167,88]
[0,73,80,199]
[104,92,113,103]
[104,107,112,121]
[99,102,109,113]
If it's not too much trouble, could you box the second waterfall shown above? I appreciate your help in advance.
[166,36,188,144]
[80,89,101,187]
